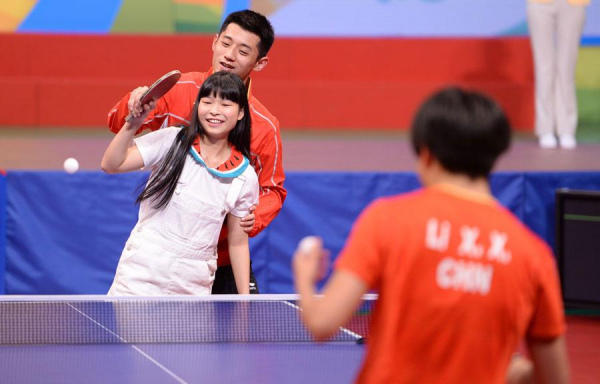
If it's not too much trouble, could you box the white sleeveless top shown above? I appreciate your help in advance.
[108,127,259,296]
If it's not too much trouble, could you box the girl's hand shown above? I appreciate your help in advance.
[127,86,150,118]
[127,100,156,129]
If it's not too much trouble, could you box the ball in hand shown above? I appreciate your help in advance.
[63,158,79,174]
[298,236,320,252]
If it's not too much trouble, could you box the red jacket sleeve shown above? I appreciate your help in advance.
[248,113,287,237]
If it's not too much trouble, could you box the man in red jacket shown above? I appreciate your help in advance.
[107,10,286,294]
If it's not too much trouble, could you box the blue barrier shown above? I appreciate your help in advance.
[2,171,600,294]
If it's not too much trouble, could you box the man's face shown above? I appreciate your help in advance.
[212,23,269,82]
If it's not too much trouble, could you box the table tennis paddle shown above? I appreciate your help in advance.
[125,70,182,122]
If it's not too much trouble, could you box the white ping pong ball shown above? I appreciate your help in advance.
[63,158,79,174]
[298,236,320,252]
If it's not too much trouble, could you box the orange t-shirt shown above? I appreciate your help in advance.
[336,184,565,384]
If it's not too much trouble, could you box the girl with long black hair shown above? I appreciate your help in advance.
[101,72,258,295]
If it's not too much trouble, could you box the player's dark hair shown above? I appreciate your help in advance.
[219,10,275,59]
[137,72,252,210]
[411,87,511,179]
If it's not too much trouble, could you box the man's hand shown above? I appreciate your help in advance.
[293,237,330,285]
[127,86,150,119]
[240,205,256,234]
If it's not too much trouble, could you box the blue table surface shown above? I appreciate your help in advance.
[0,342,365,384]
[0,297,370,383]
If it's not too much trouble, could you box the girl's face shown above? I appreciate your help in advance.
[198,94,244,140]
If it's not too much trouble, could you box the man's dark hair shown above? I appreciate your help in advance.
[411,87,511,179]
[220,10,275,59]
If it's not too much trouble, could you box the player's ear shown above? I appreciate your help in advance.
[418,148,434,167]
[237,107,244,121]
[212,34,219,51]
[416,148,432,183]
[253,56,269,72]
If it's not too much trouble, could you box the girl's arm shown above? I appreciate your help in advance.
[101,102,154,173]
[227,214,250,294]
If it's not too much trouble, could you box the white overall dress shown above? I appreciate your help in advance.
[107,127,258,296]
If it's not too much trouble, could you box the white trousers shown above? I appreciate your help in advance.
[527,0,586,137]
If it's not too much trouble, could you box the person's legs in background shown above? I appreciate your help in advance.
[528,1,558,148]
[211,262,260,294]
[555,0,586,149]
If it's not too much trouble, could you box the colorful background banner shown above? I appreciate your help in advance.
[0,0,598,131]
[1,0,598,43]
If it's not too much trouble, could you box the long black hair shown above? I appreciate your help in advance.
[136,72,252,210]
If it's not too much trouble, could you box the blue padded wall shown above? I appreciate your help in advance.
[2,171,600,294]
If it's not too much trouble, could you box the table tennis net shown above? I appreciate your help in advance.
[0,295,376,345]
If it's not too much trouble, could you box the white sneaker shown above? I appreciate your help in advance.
[559,134,577,149]
[538,134,557,149]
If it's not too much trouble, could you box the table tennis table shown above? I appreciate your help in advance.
[0,295,375,384]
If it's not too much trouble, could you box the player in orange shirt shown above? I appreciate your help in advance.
[293,87,569,384]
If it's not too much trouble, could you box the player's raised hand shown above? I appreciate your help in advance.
[126,100,155,128]
[293,237,330,284]
[128,86,150,118]
[126,71,181,122]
